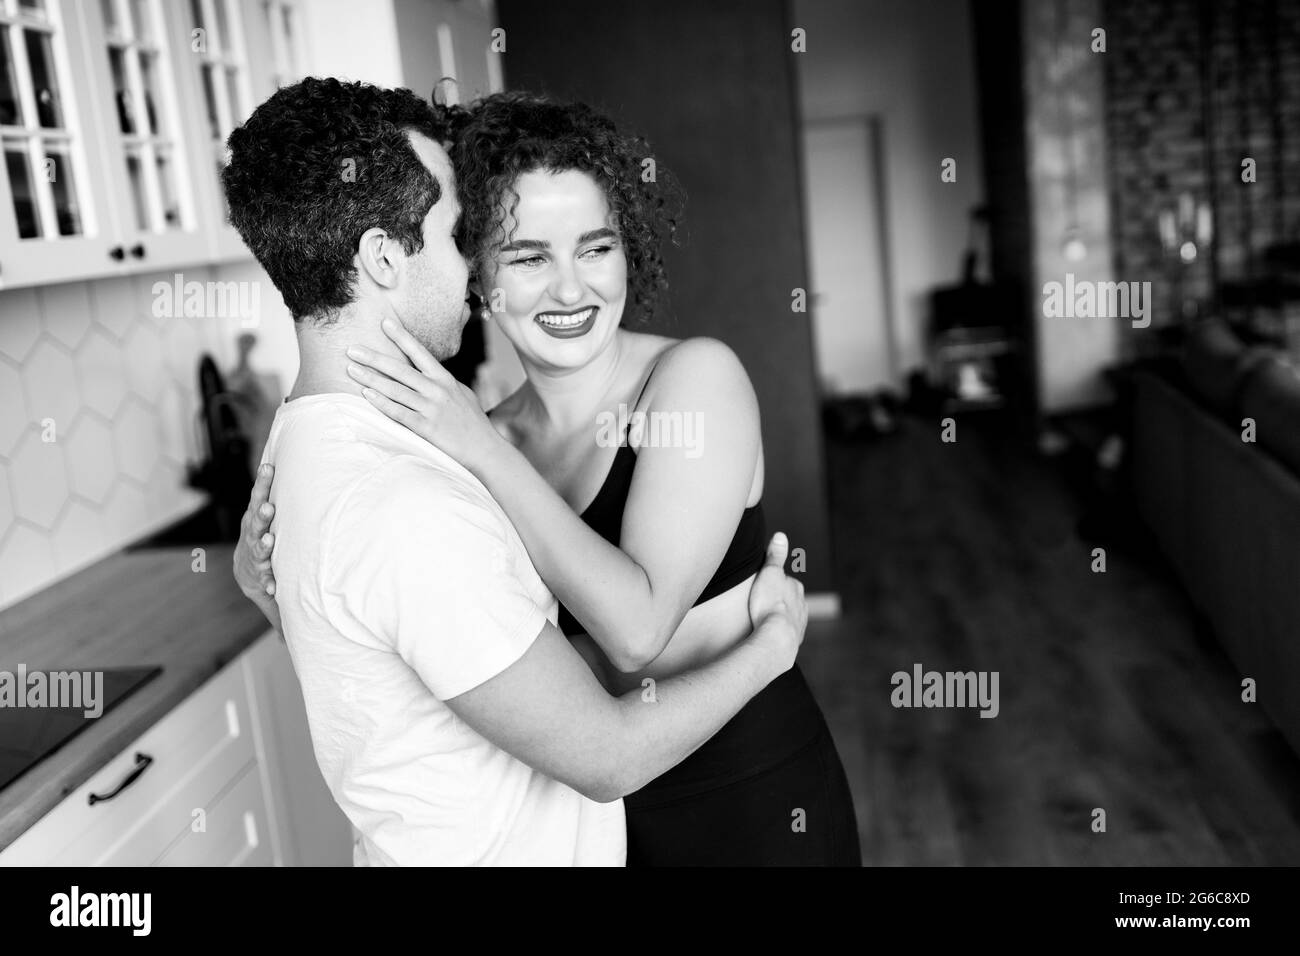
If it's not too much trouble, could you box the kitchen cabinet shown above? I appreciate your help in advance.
[181,0,313,262]
[82,0,211,272]
[0,0,310,289]
[239,627,353,866]
[0,0,119,286]
[0,629,352,866]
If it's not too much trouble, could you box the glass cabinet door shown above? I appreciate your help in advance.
[85,0,209,270]
[194,0,311,260]
[261,0,307,92]
[175,0,262,261]
[0,0,118,287]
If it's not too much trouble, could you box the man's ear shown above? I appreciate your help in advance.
[357,226,401,291]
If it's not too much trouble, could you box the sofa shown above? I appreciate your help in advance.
[1130,317,1300,757]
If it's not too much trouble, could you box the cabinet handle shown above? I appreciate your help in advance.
[130,243,145,259]
[109,246,125,261]
[87,752,154,806]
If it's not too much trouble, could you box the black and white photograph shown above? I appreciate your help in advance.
[0,0,1295,921]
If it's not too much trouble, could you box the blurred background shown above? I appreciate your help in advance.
[0,0,1297,866]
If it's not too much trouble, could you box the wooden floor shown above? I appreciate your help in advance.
[798,410,1300,865]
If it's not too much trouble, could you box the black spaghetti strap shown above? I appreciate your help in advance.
[623,355,665,440]
[632,358,662,409]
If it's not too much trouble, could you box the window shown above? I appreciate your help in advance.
[0,0,92,240]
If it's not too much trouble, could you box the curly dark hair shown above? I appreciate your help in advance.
[223,77,460,322]
[449,91,684,324]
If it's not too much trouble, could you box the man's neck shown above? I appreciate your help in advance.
[287,306,405,401]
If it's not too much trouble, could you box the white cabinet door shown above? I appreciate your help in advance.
[242,629,353,866]
[205,0,312,262]
[153,763,274,866]
[177,0,257,263]
[0,0,121,287]
[173,0,316,265]
[256,0,311,92]
[0,0,331,290]
[0,629,354,867]
[79,0,211,272]
[0,656,258,866]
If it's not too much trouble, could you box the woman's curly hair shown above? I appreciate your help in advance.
[449,91,685,324]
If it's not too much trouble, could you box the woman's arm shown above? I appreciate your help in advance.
[347,324,760,673]
[233,463,284,635]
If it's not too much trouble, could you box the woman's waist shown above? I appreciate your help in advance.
[625,664,829,807]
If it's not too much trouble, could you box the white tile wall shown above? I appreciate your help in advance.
[0,265,296,610]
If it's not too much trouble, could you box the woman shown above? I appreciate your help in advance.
[236,91,859,866]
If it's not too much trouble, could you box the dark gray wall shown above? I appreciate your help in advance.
[498,0,835,591]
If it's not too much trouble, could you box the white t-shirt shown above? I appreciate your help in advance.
[262,392,626,866]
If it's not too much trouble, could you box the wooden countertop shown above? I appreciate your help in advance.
[0,544,270,850]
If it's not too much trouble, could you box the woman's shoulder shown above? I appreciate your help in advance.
[642,335,753,398]
[623,330,746,376]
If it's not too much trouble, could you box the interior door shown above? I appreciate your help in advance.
[800,117,895,396]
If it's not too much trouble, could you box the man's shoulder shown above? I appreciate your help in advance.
[325,454,536,618]
[269,396,507,552]
[344,453,485,514]
[333,453,510,556]
[272,395,482,502]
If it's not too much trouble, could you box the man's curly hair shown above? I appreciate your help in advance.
[450,91,684,324]
[222,77,460,322]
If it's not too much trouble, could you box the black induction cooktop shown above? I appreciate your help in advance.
[0,666,162,793]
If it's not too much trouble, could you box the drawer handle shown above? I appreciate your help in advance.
[87,752,154,806]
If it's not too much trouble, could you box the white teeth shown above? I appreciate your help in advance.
[536,307,594,328]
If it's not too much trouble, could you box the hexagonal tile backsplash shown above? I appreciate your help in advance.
[0,269,255,609]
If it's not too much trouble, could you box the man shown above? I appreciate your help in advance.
[225,78,806,865]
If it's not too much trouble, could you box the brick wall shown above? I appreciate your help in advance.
[1103,0,1300,337]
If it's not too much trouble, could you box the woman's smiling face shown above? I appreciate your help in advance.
[479,168,628,371]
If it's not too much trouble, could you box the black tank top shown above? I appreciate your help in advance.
[557,356,768,637]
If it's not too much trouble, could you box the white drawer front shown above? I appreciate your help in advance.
[154,764,273,866]
[1,659,257,866]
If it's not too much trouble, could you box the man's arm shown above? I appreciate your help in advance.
[566,631,616,690]
[445,533,805,803]
[332,466,804,802]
